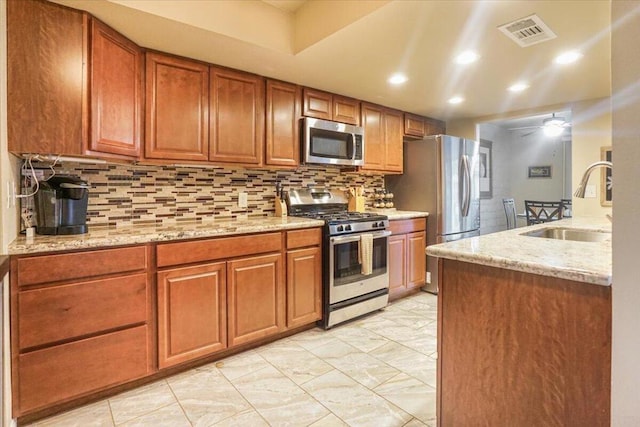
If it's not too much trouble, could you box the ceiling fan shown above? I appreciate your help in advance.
[509,113,572,137]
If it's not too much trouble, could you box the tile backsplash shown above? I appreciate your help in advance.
[36,162,385,227]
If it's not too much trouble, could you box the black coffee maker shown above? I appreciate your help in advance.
[34,175,90,235]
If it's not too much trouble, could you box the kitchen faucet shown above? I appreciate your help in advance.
[574,161,613,198]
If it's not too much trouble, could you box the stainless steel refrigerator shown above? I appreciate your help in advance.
[385,135,480,293]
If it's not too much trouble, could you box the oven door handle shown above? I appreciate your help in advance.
[330,230,392,244]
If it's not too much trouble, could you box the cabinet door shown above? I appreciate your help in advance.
[302,88,332,120]
[7,0,87,155]
[406,231,426,288]
[384,108,404,173]
[361,103,385,171]
[210,67,265,166]
[333,95,360,125]
[89,19,142,158]
[157,262,227,368]
[286,247,322,328]
[388,234,407,299]
[404,113,426,138]
[266,80,301,167]
[227,253,284,347]
[145,53,209,161]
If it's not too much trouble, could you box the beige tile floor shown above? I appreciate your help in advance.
[28,292,438,427]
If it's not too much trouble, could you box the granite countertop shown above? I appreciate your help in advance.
[370,210,429,220]
[8,216,324,255]
[426,217,612,286]
[8,210,428,256]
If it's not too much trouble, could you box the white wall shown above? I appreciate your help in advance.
[611,1,640,425]
[450,98,611,219]
[509,131,569,215]
[477,123,513,234]
[570,98,613,218]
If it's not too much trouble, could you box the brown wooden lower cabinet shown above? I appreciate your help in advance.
[11,245,154,418]
[286,246,322,328]
[157,262,227,368]
[388,218,427,300]
[227,253,285,347]
[438,259,611,427]
[18,325,151,414]
[11,228,323,420]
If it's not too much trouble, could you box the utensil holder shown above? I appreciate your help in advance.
[348,195,365,212]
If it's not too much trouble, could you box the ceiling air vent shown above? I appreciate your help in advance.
[498,14,557,47]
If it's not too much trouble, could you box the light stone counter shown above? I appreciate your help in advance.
[426,217,612,286]
[8,216,325,255]
[368,210,429,220]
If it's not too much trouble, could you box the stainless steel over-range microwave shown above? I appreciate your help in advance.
[302,117,364,167]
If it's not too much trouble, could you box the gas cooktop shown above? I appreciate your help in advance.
[286,188,388,235]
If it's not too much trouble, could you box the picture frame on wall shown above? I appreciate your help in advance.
[528,165,552,178]
[479,139,492,199]
[601,146,612,207]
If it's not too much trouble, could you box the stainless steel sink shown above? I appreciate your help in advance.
[520,227,611,242]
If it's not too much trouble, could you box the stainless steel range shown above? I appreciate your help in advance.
[287,188,391,328]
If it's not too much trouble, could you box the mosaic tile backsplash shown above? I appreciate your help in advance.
[33,162,385,227]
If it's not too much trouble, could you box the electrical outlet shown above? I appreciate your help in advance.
[585,184,597,198]
[238,192,248,208]
[426,271,431,284]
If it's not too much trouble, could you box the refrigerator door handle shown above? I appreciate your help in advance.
[461,154,471,217]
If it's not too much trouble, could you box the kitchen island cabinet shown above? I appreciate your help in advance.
[428,218,612,426]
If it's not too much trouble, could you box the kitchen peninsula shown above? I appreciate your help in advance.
[427,217,611,426]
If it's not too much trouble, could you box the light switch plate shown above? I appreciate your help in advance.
[238,192,248,208]
[585,184,597,198]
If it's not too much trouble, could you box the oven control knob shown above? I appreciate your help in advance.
[345,225,352,231]
[337,225,344,232]
[371,222,377,228]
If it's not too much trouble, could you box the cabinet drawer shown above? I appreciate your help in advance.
[19,273,148,349]
[17,325,150,415]
[157,232,282,267]
[389,218,427,235]
[16,246,148,286]
[286,228,321,249]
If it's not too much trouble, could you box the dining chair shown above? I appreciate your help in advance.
[524,200,564,225]
[502,198,517,230]
[561,198,572,218]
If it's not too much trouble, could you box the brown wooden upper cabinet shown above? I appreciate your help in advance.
[7,0,87,155]
[144,53,209,162]
[361,103,403,174]
[303,88,360,126]
[209,67,265,166]
[88,19,143,159]
[404,113,446,139]
[266,80,302,168]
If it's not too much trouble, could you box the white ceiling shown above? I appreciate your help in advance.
[51,0,611,122]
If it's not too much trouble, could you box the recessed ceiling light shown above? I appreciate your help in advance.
[455,50,480,65]
[388,73,408,85]
[554,50,583,65]
[508,82,529,92]
[448,96,464,105]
